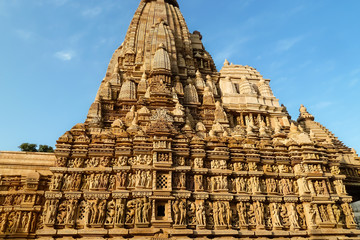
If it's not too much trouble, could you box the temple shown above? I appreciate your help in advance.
[1,0,360,239]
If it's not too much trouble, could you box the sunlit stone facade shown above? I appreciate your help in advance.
[1,0,360,239]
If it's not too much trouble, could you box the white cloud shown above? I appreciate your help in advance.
[82,7,102,18]
[54,50,75,61]
[276,36,303,52]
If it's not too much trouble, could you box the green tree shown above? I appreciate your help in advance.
[18,143,54,152]
[18,143,38,152]
[38,145,54,153]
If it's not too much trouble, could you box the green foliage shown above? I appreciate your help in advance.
[38,145,54,153]
[18,143,54,153]
[18,143,38,152]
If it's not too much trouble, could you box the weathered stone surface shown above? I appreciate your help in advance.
[0,0,360,239]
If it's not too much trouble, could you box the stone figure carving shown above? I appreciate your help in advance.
[179,200,186,225]
[173,199,186,225]
[175,156,186,166]
[298,177,310,194]
[87,157,100,168]
[280,204,289,227]
[332,205,342,224]
[210,176,228,191]
[196,202,206,226]
[309,204,318,226]
[279,179,293,195]
[342,203,356,226]
[213,201,227,226]
[218,202,226,226]
[0,213,8,233]
[296,204,307,229]
[271,203,282,228]
[173,173,185,189]
[7,211,21,233]
[195,175,204,191]
[249,177,261,193]
[233,162,248,171]
[73,158,84,168]
[334,180,347,195]
[20,212,30,232]
[125,200,136,224]
[81,175,90,190]
[266,178,277,193]
[114,156,128,167]
[124,198,151,225]
[194,158,203,168]
[117,201,125,224]
[105,200,116,225]
[248,162,257,171]
[237,202,247,226]
[127,173,134,188]
[318,205,330,222]
[254,202,264,226]
[173,200,180,225]
[225,201,231,227]
[157,153,170,162]
[50,174,62,191]
[188,202,196,225]
[330,166,341,175]
[98,200,106,224]
[86,200,106,225]
[211,160,227,170]
[3,195,13,206]
[235,177,247,193]
[65,200,77,226]
[55,157,67,167]
[116,172,127,189]
[44,200,58,225]
[288,204,300,229]
[247,203,256,225]
[56,201,67,225]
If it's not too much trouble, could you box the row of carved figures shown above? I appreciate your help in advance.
[1,194,36,206]
[50,171,153,191]
[172,174,347,197]
[41,198,357,230]
[56,157,343,176]
[58,155,153,168]
[50,172,347,197]
[43,198,150,227]
[0,211,37,234]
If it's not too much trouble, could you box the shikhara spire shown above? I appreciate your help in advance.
[1,0,360,239]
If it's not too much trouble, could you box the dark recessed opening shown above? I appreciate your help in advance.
[157,205,165,217]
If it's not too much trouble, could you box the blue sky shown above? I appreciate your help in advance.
[0,0,359,153]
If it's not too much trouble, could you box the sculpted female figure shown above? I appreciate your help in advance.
[237,202,247,226]
[172,200,180,225]
[179,200,186,225]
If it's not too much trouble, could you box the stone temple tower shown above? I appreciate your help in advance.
[1,0,360,239]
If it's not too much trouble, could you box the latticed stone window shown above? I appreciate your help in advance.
[156,174,168,189]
